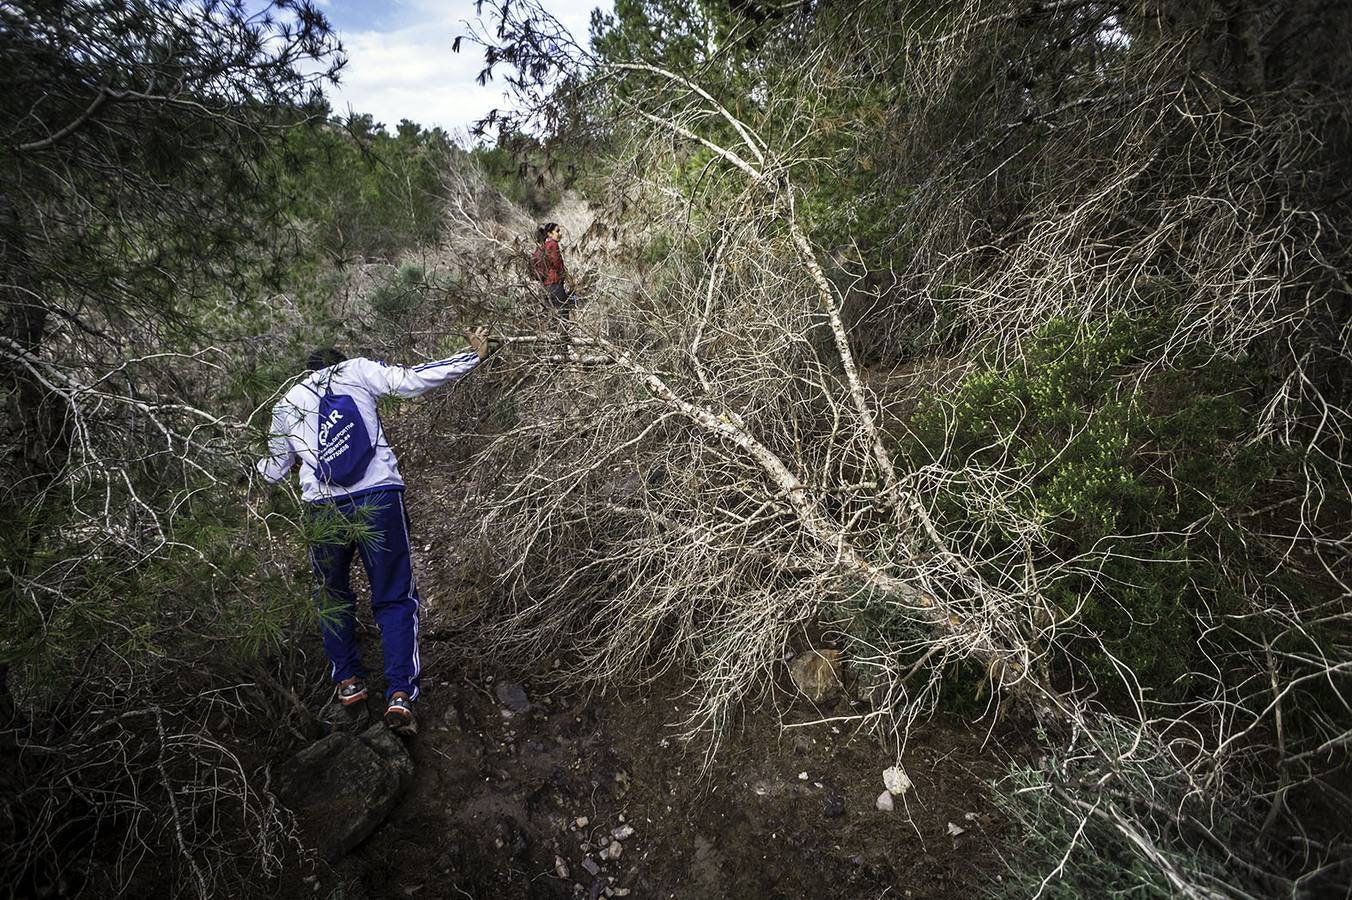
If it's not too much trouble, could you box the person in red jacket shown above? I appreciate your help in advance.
[532,221,573,323]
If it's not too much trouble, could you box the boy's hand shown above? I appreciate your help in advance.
[465,327,491,360]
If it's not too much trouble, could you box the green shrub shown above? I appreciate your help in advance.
[989,757,1239,899]
[470,143,566,213]
[368,262,428,322]
[640,230,676,268]
[902,313,1291,701]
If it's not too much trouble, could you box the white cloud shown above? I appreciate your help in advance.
[326,1,606,140]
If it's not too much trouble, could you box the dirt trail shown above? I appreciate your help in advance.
[296,638,1013,900]
[273,434,1019,900]
[279,192,1019,899]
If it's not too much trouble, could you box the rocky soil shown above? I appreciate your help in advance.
[270,438,1022,900]
[280,656,1016,900]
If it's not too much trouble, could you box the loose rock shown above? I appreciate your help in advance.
[494,680,531,713]
[875,790,895,813]
[788,648,844,703]
[883,764,912,797]
[604,840,623,860]
[581,858,601,876]
[611,824,635,841]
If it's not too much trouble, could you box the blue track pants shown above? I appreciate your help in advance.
[308,488,422,701]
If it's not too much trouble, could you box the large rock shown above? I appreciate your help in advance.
[277,724,414,860]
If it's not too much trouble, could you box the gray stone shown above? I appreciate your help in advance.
[277,724,414,860]
[581,857,601,876]
[494,680,531,712]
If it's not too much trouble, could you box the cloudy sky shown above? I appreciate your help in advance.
[311,0,612,139]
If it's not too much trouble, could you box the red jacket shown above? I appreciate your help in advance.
[539,237,565,286]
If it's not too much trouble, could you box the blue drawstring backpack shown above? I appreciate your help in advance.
[304,382,375,487]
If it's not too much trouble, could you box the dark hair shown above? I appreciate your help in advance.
[536,222,559,243]
[307,347,346,371]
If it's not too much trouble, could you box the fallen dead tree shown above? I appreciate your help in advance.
[442,1,1351,892]
[438,87,1076,750]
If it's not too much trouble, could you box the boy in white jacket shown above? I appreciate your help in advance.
[258,329,490,735]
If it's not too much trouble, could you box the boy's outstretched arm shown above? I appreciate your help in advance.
[365,328,493,399]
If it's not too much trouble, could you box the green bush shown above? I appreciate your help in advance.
[472,145,532,209]
[2,476,305,704]
[369,262,428,322]
[989,757,1237,899]
[470,143,572,214]
[903,313,1291,701]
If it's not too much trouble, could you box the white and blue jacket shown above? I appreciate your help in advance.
[257,351,481,502]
